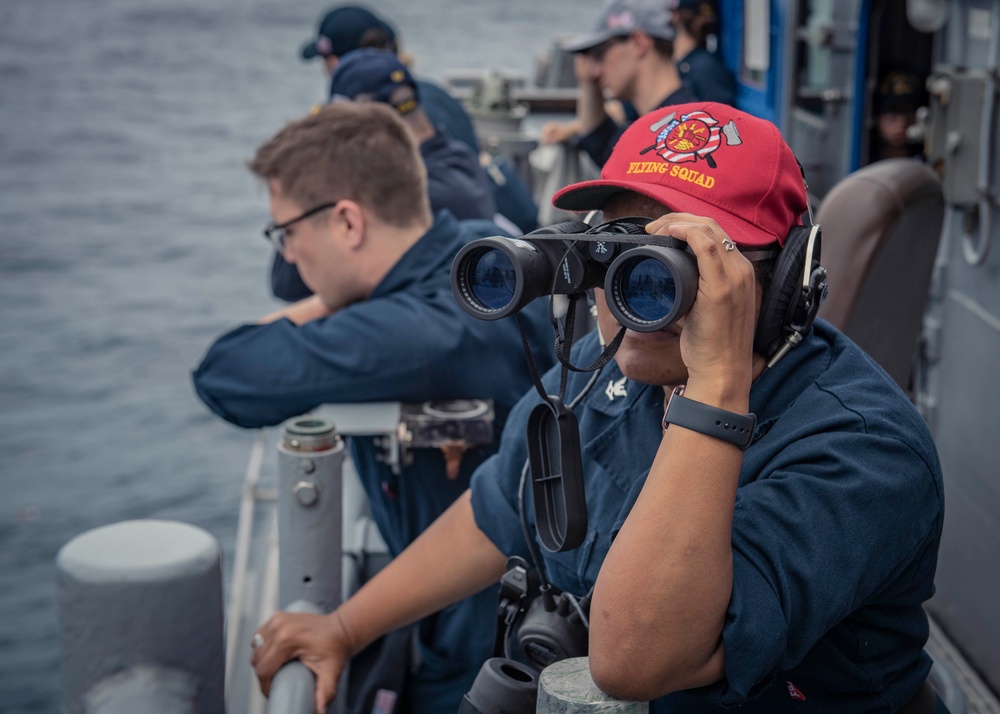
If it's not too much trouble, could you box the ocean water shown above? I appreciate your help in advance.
[0,0,594,710]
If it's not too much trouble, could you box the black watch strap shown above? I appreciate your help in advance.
[662,385,757,450]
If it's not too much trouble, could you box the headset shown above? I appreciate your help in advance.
[753,170,829,367]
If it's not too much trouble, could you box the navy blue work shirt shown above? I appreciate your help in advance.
[194,211,556,712]
[418,78,539,234]
[576,84,701,168]
[422,129,496,222]
[417,78,479,153]
[677,47,737,107]
[471,320,943,712]
[270,131,496,302]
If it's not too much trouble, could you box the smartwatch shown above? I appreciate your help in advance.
[662,385,757,451]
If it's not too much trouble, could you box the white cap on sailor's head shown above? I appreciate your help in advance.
[564,0,676,53]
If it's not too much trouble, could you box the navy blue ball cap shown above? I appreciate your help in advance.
[301,5,395,60]
[328,49,419,108]
[878,71,926,114]
[564,0,675,53]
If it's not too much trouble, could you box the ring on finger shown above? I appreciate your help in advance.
[722,237,736,252]
[252,633,265,650]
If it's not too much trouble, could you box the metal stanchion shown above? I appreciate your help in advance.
[277,416,344,612]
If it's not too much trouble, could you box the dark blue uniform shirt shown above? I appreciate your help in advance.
[471,320,943,712]
[417,78,479,153]
[421,129,496,222]
[270,131,496,302]
[194,211,556,711]
[576,84,701,168]
[677,47,737,107]
[418,78,539,234]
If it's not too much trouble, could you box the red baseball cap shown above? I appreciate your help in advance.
[552,102,808,247]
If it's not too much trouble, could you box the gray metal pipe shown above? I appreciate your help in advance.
[277,416,345,612]
[56,519,225,714]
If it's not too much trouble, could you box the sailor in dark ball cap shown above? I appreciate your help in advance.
[874,70,927,160]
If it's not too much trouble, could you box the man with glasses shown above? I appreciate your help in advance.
[192,101,555,713]
[541,0,698,168]
[270,48,500,303]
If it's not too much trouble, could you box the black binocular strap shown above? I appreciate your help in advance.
[514,298,625,405]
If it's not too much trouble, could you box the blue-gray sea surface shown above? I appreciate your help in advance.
[0,0,593,710]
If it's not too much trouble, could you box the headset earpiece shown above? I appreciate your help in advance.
[754,224,826,362]
[753,158,827,364]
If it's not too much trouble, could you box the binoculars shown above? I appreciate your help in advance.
[450,218,699,332]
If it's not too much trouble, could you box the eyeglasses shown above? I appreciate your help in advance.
[588,35,629,62]
[262,201,338,253]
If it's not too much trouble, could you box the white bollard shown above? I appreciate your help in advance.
[537,657,648,713]
[56,519,225,714]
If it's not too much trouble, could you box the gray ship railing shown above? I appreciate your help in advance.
[225,404,400,714]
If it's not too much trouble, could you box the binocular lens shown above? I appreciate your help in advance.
[453,235,574,320]
[606,246,698,332]
[618,257,677,323]
[467,249,517,312]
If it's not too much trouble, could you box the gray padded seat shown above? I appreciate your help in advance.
[816,158,945,391]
